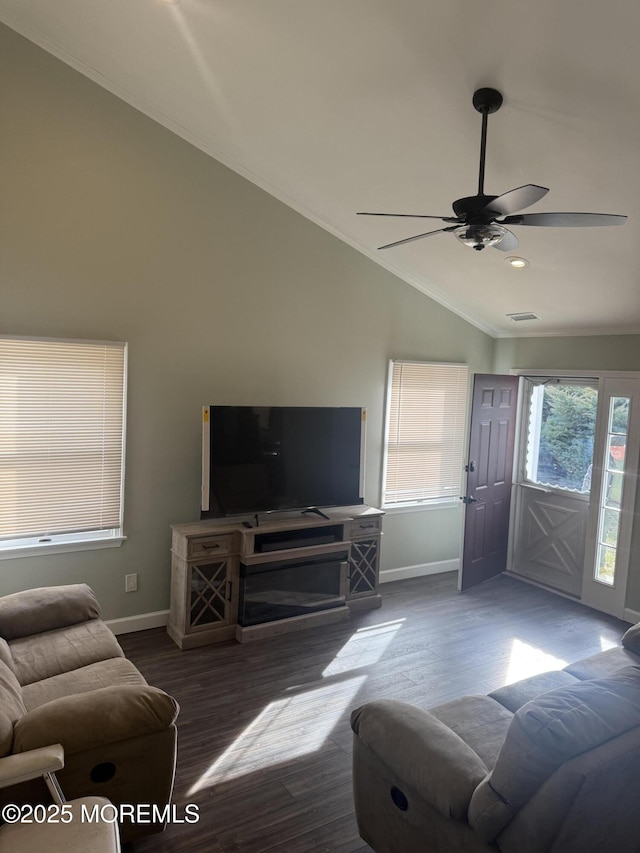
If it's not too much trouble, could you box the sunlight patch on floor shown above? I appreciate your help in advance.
[600,634,619,651]
[504,639,568,685]
[322,619,406,677]
[187,675,367,795]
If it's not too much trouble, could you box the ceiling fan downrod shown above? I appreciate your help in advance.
[472,88,503,197]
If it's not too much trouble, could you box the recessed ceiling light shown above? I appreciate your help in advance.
[505,256,529,269]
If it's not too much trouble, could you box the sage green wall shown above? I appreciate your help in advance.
[494,335,640,614]
[0,24,493,619]
[493,336,640,374]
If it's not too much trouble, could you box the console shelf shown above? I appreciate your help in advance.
[168,505,383,648]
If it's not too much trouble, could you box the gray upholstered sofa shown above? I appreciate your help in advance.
[351,621,640,853]
[0,584,179,842]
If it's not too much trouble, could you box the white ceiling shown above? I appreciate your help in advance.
[3,0,640,338]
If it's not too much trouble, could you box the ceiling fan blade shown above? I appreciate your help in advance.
[502,212,628,227]
[491,229,519,252]
[378,226,458,250]
[358,212,456,220]
[485,184,549,216]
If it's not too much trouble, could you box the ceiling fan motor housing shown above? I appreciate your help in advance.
[452,194,500,219]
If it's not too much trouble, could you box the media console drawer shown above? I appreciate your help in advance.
[187,534,234,558]
[344,517,382,538]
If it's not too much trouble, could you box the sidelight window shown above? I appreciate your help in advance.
[594,397,630,586]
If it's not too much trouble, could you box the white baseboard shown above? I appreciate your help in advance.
[379,559,459,584]
[106,610,169,635]
[624,607,640,626]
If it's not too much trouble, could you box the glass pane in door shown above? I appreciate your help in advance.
[594,397,630,586]
[525,381,597,491]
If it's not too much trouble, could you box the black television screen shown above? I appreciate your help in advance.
[201,406,365,517]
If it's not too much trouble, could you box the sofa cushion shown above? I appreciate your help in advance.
[468,665,640,842]
[0,584,100,641]
[563,646,639,680]
[22,658,147,711]
[0,661,27,757]
[489,670,580,713]
[428,695,514,769]
[9,621,123,686]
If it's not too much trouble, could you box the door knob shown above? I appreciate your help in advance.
[460,495,479,504]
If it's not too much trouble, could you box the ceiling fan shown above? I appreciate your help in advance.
[358,88,627,252]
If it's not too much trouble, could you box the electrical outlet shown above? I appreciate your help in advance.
[125,573,138,593]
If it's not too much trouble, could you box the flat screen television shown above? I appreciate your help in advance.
[201,406,366,518]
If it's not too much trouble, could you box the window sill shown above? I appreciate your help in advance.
[0,535,127,561]
[382,500,461,514]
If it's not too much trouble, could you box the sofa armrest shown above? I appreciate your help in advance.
[12,686,179,756]
[351,699,488,821]
[0,744,64,788]
[0,585,101,641]
[622,621,640,654]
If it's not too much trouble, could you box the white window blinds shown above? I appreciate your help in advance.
[0,337,126,541]
[383,361,469,506]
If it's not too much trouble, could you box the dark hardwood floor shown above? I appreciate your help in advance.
[119,573,630,853]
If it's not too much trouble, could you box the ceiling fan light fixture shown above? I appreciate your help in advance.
[454,223,507,251]
[505,256,529,268]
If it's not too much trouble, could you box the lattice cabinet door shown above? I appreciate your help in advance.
[187,557,237,631]
[348,536,380,598]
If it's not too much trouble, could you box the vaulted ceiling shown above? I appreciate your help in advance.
[3,0,639,337]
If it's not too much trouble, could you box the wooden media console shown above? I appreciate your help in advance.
[168,505,383,648]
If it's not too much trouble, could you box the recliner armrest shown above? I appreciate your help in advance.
[351,699,488,821]
[12,685,179,756]
[0,744,64,788]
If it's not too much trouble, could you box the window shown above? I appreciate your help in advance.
[382,360,469,507]
[0,336,127,557]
